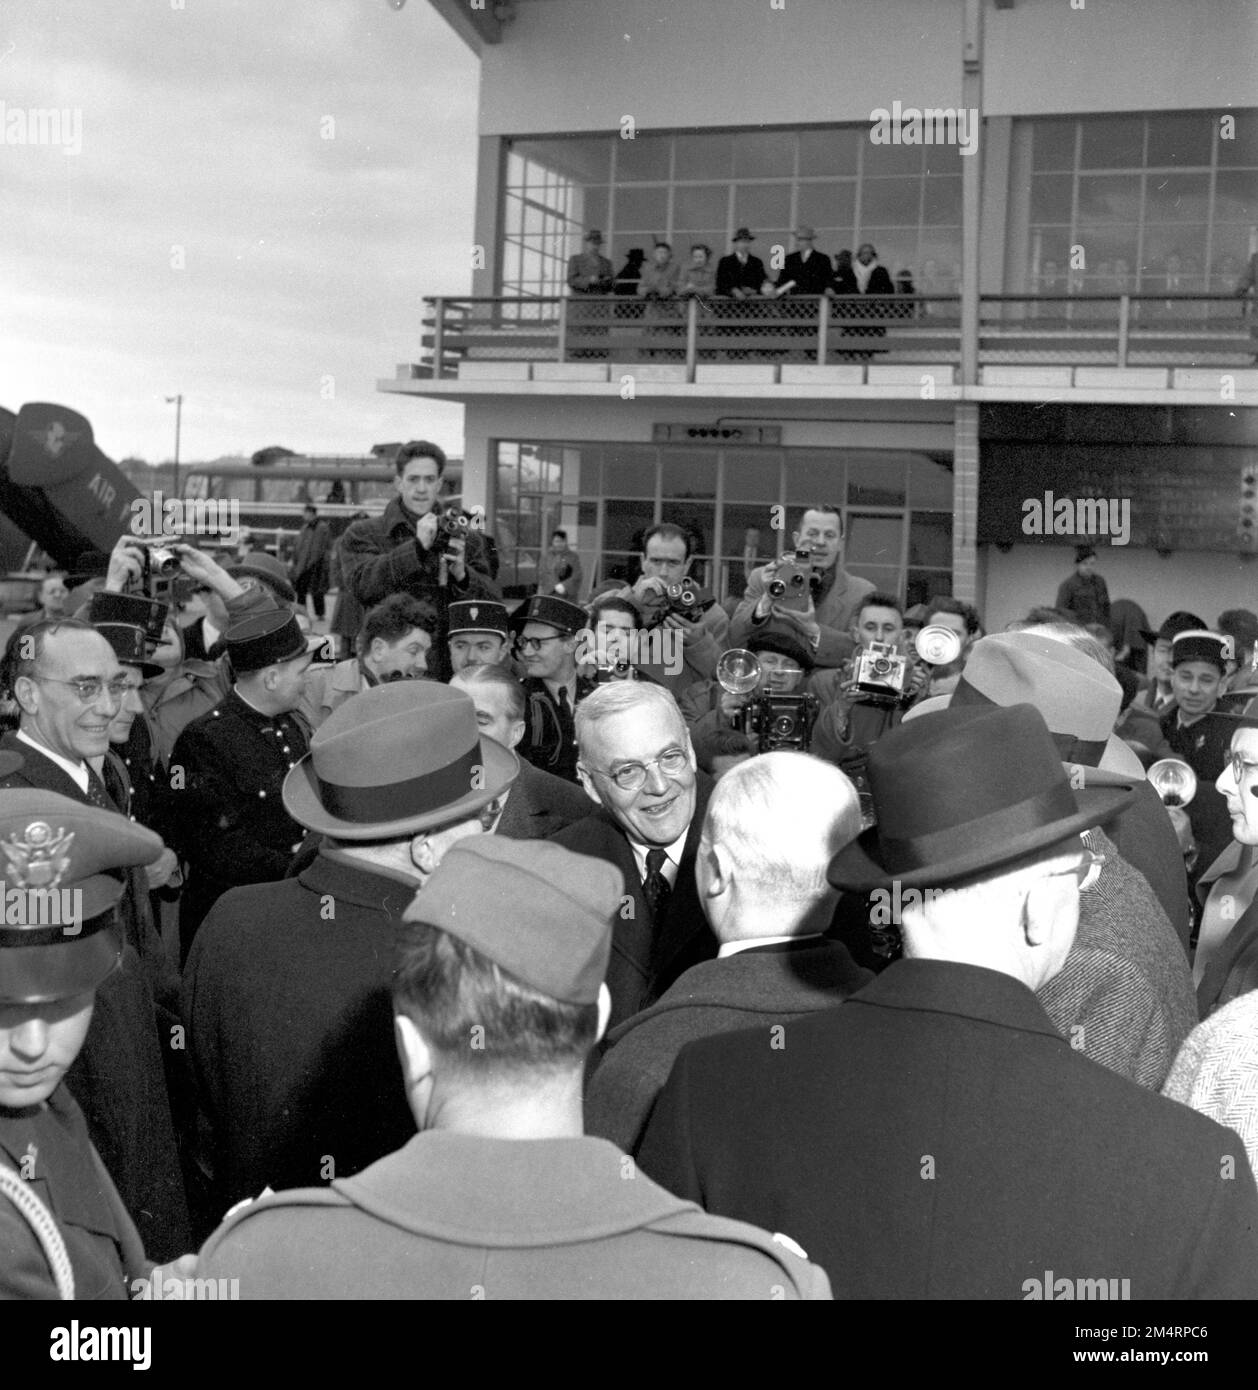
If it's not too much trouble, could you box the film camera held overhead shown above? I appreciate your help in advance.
[716,648,818,754]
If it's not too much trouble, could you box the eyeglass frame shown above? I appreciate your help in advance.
[516,633,567,652]
[1044,848,1106,892]
[1230,752,1258,783]
[580,745,691,792]
[27,675,131,704]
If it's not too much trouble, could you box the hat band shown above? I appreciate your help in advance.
[877,782,1079,875]
[0,909,115,950]
[316,745,481,825]
[954,678,1108,764]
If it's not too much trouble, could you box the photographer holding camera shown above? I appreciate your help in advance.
[810,593,931,805]
[682,630,818,757]
[340,441,499,681]
[730,505,876,669]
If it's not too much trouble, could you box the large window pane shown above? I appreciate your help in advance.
[1079,117,1145,169]
[512,137,609,184]
[922,176,962,226]
[613,184,669,232]
[864,141,924,176]
[1214,171,1258,221]
[798,127,861,177]
[861,177,923,226]
[674,133,734,181]
[615,136,671,182]
[602,446,656,498]
[846,515,903,567]
[1217,117,1258,166]
[1031,174,1074,224]
[799,180,856,230]
[576,187,609,234]
[1033,120,1077,172]
[848,456,906,507]
[1144,172,1210,223]
[908,512,952,567]
[733,130,798,178]
[784,453,845,506]
[1077,174,1142,223]
[732,183,792,232]
[724,450,780,500]
[672,184,729,229]
[603,501,652,554]
[662,449,717,499]
[1146,113,1214,168]
[908,456,954,509]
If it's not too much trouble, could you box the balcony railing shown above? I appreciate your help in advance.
[410,293,1255,381]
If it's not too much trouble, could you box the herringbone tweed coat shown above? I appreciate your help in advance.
[1037,828,1198,1089]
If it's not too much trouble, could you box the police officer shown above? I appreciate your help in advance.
[447,598,512,675]
[196,834,830,1299]
[511,594,592,784]
[169,608,314,961]
[0,785,191,1299]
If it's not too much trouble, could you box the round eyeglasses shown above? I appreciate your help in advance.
[30,676,130,704]
[517,635,563,652]
[1231,752,1258,783]
[583,747,689,792]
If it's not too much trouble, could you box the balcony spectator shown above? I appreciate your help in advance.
[715,228,766,300]
[567,229,614,295]
[1055,545,1111,628]
[677,244,716,300]
[637,241,681,301]
[853,243,895,297]
[613,247,647,296]
[776,226,833,298]
[892,266,917,319]
[831,248,858,296]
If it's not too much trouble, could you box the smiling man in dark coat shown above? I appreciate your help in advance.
[637,704,1258,1300]
[586,752,871,1153]
[551,682,716,1029]
[183,680,518,1223]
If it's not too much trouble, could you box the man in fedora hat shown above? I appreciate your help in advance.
[716,228,767,300]
[638,704,1258,1299]
[183,680,518,1216]
[447,597,512,675]
[512,593,593,784]
[169,608,315,961]
[0,785,197,1297]
[196,834,829,1299]
[567,228,613,295]
[776,225,833,298]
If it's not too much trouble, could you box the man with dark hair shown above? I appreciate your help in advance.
[730,504,875,667]
[539,528,584,600]
[451,664,590,839]
[196,834,829,1299]
[289,504,332,623]
[1217,608,1258,714]
[170,609,315,960]
[339,440,498,682]
[1056,545,1111,627]
[638,703,1258,1300]
[921,595,982,696]
[301,593,435,729]
[184,680,518,1217]
[447,598,512,674]
[511,594,592,784]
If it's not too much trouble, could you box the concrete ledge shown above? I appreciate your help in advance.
[1171,368,1258,392]
[694,364,779,385]
[1073,367,1168,389]
[780,364,866,385]
[395,363,421,380]
[456,361,532,381]
[609,363,688,383]
[867,365,958,386]
[532,363,609,382]
[979,366,1073,388]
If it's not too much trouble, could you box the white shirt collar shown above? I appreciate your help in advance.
[629,832,687,888]
[718,932,824,959]
[16,728,88,793]
[202,618,221,649]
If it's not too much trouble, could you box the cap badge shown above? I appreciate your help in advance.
[469,607,479,621]
[1,823,75,889]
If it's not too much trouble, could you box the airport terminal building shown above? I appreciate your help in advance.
[382,0,1258,628]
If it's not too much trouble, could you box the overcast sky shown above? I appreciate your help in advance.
[1,0,478,463]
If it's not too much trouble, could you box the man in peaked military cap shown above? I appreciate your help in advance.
[511,593,593,783]
[169,608,314,961]
[196,833,830,1299]
[446,598,512,675]
[0,785,198,1299]
[183,679,518,1222]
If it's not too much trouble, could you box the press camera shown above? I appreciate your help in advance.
[716,647,817,753]
[638,580,716,628]
[767,549,818,612]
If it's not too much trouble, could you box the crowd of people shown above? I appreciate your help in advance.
[4,436,1258,1300]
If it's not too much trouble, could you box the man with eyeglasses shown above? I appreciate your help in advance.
[511,595,592,785]
[638,703,1258,1300]
[552,682,716,1028]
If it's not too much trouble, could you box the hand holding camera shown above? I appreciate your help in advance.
[416,512,441,549]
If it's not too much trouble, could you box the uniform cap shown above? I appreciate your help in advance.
[448,600,510,638]
[227,551,297,603]
[86,590,170,648]
[510,594,587,637]
[1171,630,1234,674]
[0,791,164,1003]
[94,622,163,679]
[224,608,308,673]
[402,836,618,1005]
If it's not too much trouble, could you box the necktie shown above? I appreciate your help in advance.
[85,764,117,812]
[556,685,571,714]
[643,847,671,919]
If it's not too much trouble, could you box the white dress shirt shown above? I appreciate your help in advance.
[16,729,89,794]
[629,832,686,890]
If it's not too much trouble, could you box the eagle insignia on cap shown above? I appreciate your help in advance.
[1,823,74,889]
[30,421,80,459]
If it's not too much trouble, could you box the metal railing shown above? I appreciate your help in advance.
[410,292,1254,381]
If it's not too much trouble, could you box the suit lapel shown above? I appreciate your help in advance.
[0,734,92,804]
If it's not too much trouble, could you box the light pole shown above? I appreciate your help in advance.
[165,394,183,499]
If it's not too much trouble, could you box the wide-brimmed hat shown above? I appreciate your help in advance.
[732,227,756,242]
[584,229,604,244]
[94,622,163,679]
[227,551,296,603]
[1140,610,1205,647]
[0,791,164,1004]
[828,703,1133,893]
[283,679,518,840]
[746,627,814,672]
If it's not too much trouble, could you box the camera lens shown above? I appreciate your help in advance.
[768,580,785,597]
[871,657,891,676]
[771,715,795,737]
